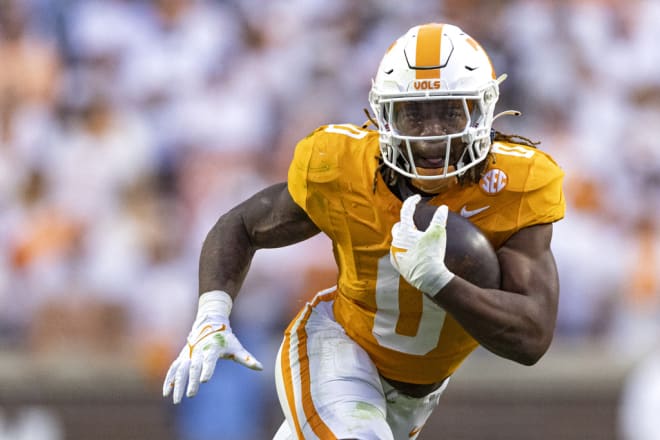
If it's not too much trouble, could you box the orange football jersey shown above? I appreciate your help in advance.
[288,123,565,384]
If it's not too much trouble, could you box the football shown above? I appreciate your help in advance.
[413,202,501,289]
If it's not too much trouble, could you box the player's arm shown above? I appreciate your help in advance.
[390,195,558,366]
[431,223,558,365]
[199,181,321,297]
[164,182,320,404]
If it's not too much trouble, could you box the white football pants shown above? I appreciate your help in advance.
[273,288,449,440]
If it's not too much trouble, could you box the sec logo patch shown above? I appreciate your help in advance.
[480,169,508,195]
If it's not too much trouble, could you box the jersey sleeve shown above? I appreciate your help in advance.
[287,130,313,212]
[518,149,566,228]
[287,126,342,234]
[289,127,332,208]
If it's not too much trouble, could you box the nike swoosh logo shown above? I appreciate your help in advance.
[460,205,490,218]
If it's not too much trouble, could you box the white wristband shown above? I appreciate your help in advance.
[197,290,233,319]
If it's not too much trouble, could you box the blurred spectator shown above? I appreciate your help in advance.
[0,0,60,107]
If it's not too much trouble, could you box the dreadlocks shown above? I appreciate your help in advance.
[492,130,541,148]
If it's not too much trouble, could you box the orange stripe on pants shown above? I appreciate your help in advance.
[281,291,338,439]
[281,313,305,439]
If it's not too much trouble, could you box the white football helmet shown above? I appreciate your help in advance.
[369,23,504,184]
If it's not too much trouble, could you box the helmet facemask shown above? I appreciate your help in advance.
[376,90,497,180]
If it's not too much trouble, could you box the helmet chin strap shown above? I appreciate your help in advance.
[410,166,457,194]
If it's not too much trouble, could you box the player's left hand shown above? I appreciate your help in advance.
[390,194,455,294]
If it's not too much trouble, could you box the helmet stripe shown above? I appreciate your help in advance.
[415,23,443,79]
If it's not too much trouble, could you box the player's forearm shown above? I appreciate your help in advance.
[198,210,255,299]
[429,277,556,365]
[198,183,321,299]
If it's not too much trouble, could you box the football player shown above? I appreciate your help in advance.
[163,23,565,439]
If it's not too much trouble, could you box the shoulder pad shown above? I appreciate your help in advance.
[487,141,563,193]
[291,124,375,183]
[287,123,376,217]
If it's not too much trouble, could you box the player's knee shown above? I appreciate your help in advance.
[330,401,393,440]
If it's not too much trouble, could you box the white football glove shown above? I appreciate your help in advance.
[163,290,263,404]
[390,194,455,294]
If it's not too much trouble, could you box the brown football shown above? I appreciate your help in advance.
[413,202,501,289]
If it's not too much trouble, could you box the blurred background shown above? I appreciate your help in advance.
[1,0,659,439]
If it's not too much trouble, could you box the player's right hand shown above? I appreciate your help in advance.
[162,291,263,404]
[390,195,455,294]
